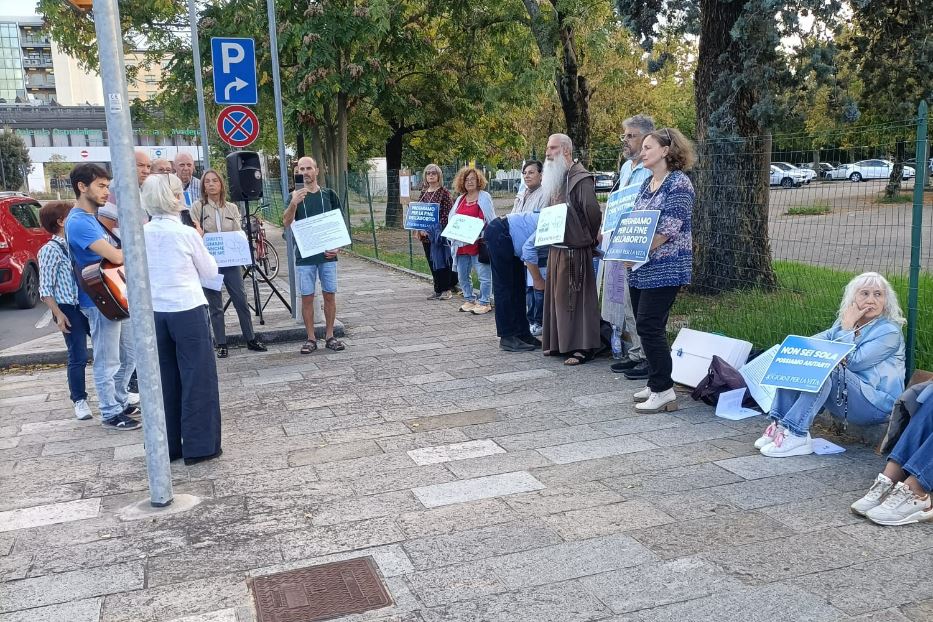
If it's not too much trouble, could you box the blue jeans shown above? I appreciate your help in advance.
[60,303,90,403]
[82,306,136,420]
[455,254,491,305]
[526,287,544,326]
[888,398,933,492]
[770,368,889,437]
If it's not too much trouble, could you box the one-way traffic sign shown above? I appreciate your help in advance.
[211,37,258,105]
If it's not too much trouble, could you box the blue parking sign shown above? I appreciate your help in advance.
[211,37,258,105]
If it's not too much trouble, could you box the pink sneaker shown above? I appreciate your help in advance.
[754,421,779,449]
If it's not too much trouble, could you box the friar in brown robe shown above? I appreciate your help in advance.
[540,134,603,364]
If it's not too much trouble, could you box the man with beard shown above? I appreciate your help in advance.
[540,134,602,366]
[606,115,653,379]
[65,164,140,429]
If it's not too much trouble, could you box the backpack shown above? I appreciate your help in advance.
[690,355,758,409]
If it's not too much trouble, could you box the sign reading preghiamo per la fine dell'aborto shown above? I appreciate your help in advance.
[404,203,440,231]
[603,210,661,263]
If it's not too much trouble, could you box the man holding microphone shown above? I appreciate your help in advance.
[283,157,346,355]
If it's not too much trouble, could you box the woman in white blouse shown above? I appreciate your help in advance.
[140,174,223,466]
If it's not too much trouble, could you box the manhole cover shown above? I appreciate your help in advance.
[251,556,392,622]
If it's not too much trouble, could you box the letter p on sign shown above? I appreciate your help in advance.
[220,42,245,74]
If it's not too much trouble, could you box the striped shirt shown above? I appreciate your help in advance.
[38,235,79,305]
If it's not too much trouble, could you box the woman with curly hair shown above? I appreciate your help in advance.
[446,166,496,314]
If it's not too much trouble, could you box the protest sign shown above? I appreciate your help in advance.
[602,184,640,233]
[761,335,855,393]
[291,209,352,258]
[603,210,660,263]
[442,214,485,244]
[203,231,252,268]
[404,202,440,231]
[534,203,568,246]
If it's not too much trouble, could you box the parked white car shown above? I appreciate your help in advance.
[829,159,916,182]
[772,162,816,183]
[770,165,808,188]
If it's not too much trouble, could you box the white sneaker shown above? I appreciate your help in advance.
[851,473,895,516]
[530,324,542,337]
[74,399,93,421]
[760,429,813,457]
[866,482,933,526]
[633,386,651,402]
[127,392,140,406]
[635,388,678,412]
[754,421,780,449]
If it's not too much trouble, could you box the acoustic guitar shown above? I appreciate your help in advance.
[79,259,129,321]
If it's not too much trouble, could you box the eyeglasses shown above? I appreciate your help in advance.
[622,132,641,140]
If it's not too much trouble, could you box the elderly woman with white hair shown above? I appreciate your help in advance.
[757,272,906,458]
[140,173,223,466]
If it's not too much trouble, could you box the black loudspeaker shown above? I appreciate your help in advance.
[226,151,263,201]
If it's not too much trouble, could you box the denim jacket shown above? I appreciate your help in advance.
[813,318,906,413]
[447,191,496,258]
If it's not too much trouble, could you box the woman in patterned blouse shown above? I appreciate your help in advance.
[37,201,93,421]
[627,127,696,414]
[416,164,458,300]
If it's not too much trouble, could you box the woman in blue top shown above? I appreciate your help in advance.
[627,128,696,413]
[757,272,906,457]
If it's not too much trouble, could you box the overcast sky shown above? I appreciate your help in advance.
[0,0,39,18]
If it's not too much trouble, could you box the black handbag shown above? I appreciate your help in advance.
[691,355,759,408]
[477,238,490,264]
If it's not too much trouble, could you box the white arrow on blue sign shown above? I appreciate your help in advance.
[210,37,258,105]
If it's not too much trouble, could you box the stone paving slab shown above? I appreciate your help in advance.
[1,254,930,622]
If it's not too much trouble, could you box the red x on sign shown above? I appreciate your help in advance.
[216,105,260,148]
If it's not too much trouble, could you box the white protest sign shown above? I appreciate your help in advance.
[291,209,352,259]
[534,203,568,246]
[441,214,485,244]
[203,231,252,268]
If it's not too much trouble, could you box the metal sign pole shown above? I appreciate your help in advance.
[266,0,298,317]
[188,0,211,171]
[93,0,174,507]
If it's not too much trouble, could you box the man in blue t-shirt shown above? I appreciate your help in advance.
[65,163,140,430]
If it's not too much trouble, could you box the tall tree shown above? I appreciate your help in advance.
[521,0,612,166]
[841,0,933,196]
[0,132,31,191]
[618,0,843,293]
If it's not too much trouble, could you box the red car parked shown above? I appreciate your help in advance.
[0,192,50,309]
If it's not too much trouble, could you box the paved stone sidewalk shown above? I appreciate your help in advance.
[1,255,931,622]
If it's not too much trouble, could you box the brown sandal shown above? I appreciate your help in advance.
[325,337,345,351]
[300,340,317,354]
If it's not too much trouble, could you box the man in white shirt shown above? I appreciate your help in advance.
[607,114,654,378]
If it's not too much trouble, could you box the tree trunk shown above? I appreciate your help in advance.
[555,17,591,166]
[296,132,305,158]
[385,127,405,228]
[691,0,776,294]
[884,139,906,199]
[520,0,592,167]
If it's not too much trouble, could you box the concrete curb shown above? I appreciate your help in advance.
[0,322,344,369]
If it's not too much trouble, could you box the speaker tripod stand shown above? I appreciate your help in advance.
[223,199,291,324]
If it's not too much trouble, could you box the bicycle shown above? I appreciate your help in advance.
[242,213,280,280]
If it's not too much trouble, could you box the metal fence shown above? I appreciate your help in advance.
[258,105,932,373]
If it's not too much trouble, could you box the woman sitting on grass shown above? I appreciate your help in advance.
[756,272,906,457]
